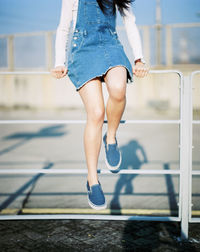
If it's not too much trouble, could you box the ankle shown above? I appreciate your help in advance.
[106,133,116,144]
[87,176,98,186]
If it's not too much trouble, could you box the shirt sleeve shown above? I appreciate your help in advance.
[121,6,144,62]
[54,0,73,68]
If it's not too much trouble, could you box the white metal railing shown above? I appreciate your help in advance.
[189,71,200,224]
[0,70,199,241]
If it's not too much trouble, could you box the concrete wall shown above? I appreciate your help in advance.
[0,69,199,111]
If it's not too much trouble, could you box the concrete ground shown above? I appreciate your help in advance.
[0,108,199,251]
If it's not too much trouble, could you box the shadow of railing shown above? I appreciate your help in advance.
[0,161,54,211]
[0,125,67,156]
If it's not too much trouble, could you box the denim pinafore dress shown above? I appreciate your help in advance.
[67,0,133,91]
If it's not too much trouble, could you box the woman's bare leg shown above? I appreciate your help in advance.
[104,66,127,144]
[78,77,105,186]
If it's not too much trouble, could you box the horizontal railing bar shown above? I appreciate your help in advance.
[0,119,180,124]
[192,121,200,124]
[189,218,200,223]
[0,214,180,221]
[192,171,200,175]
[191,70,200,78]
[0,160,180,165]
[168,23,200,28]
[0,70,183,75]
[0,23,199,38]
[0,71,50,75]
[0,30,56,39]
[0,169,180,175]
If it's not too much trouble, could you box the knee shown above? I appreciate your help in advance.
[88,107,105,125]
[110,84,126,102]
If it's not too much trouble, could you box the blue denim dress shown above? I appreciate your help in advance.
[67,0,133,91]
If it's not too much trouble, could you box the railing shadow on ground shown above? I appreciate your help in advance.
[0,124,68,156]
[0,124,68,212]
[0,161,54,212]
[110,139,148,213]
[0,138,186,218]
[110,139,179,217]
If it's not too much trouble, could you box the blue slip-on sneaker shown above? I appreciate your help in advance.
[103,133,122,173]
[87,181,107,210]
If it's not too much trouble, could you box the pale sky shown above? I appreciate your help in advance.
[0,0,200,34]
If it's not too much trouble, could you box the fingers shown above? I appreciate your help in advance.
[50,68,59,79]
[50,69,57,78]
[132,65,149,78]
[50,67,68,79]
[61,68,68,77]
[133,67,149,78]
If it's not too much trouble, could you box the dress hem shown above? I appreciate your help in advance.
[75,64,134,92]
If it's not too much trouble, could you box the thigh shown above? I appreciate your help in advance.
[78,77,105,115]
[104,66,127,96]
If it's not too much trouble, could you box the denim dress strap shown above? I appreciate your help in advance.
[67,0,134,91]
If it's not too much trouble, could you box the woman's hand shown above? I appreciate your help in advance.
[50,66,68,79]
[132,59,149,78]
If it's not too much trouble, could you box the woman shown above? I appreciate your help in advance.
[51,0,149,210]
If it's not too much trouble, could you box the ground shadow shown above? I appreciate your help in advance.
[0,124,67,156]
[110,139,148,214]
[164,162,178,216]
[0,124,68,212]
[0,161,54,211]
[110,139,179,217]
[121,221,198,251]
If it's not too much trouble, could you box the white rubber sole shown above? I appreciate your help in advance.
[87,196,107,210]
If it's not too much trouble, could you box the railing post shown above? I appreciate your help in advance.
[142,26,151,66]
[180,75,193,239]
[166,25,173,66]
[45,32,53,71]
[189,71,200,224]
[7,35,14,71]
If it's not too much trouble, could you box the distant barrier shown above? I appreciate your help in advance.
[1,23,200,69]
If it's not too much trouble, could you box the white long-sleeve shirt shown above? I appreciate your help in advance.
[54,0,144,68]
